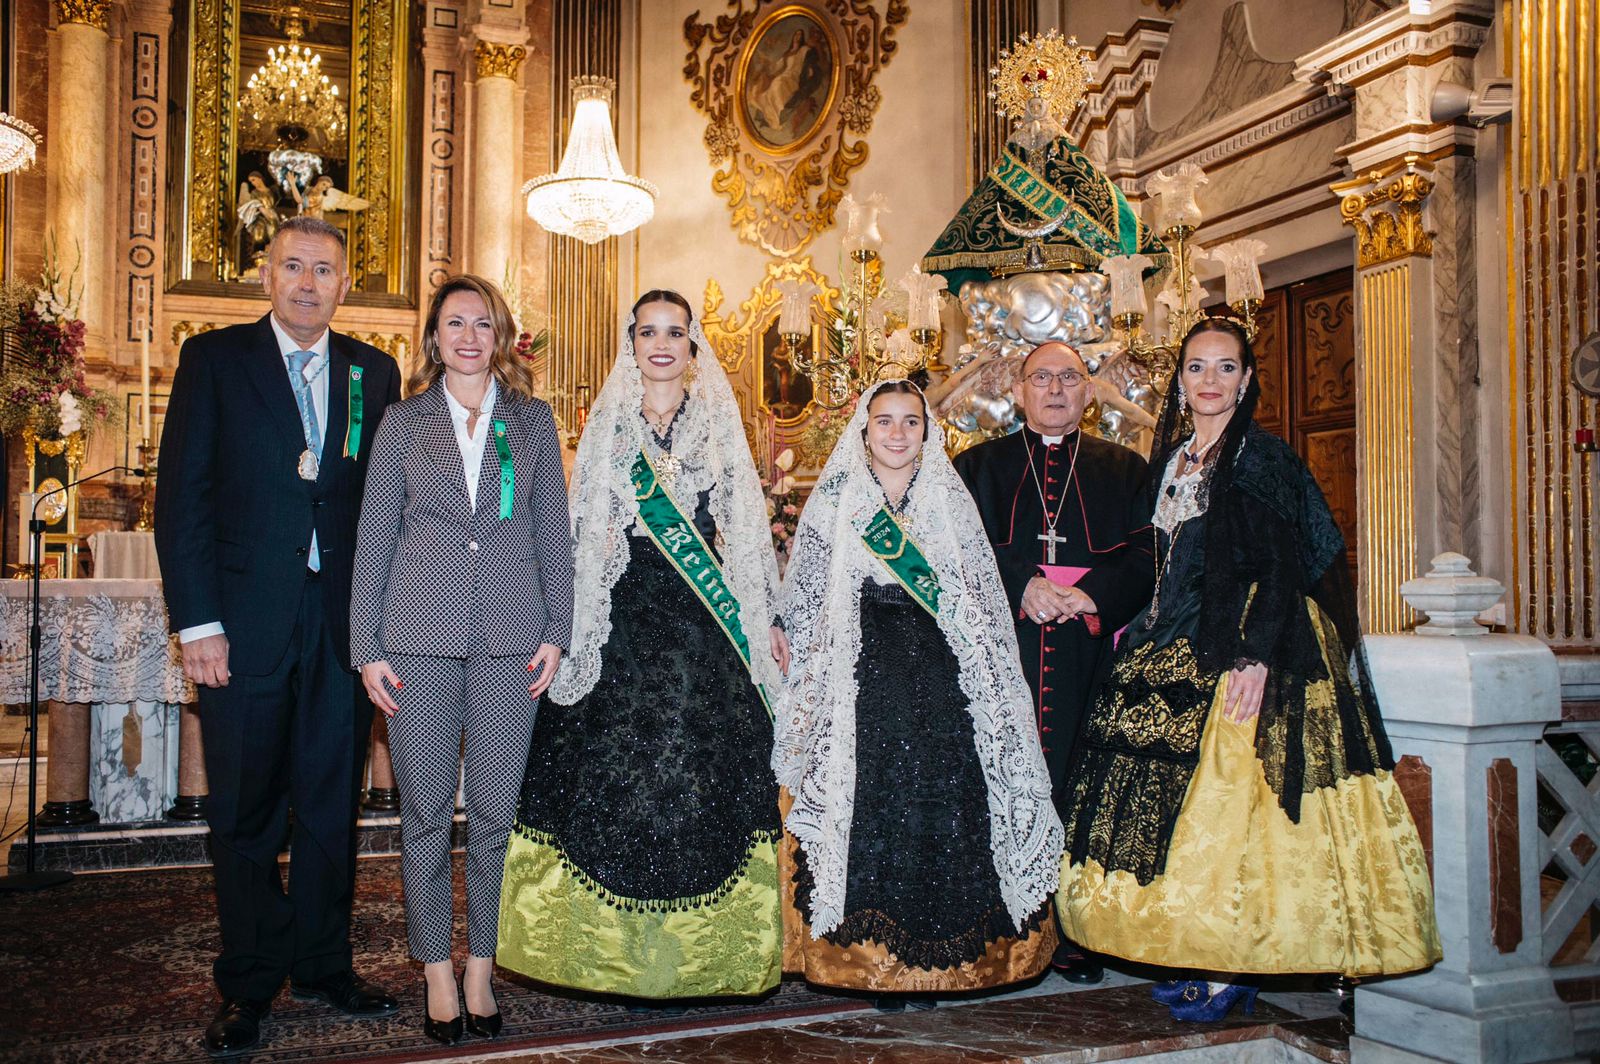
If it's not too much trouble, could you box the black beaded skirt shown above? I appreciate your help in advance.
[497,536,782,998]
[793,581,1047,973]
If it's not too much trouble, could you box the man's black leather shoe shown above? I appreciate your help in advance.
[290,971,399,1016]
[1053,942,1105,984]
[204,997,270,1056]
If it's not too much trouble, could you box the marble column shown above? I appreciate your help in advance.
[469,40,527,288]
[38,701,96,826]
[48,0,112,344]
[1295,0,1495,632]
[1356,554,1574,1063]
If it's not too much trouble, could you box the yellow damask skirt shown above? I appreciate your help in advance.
[1058,674,1441,977]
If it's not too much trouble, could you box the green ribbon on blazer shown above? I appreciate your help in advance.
[342,366,364,458]
[492,419,514,519]
[859,507,941,618]
[630,450,772,719]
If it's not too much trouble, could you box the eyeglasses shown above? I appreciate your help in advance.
[1024,369,1086,389]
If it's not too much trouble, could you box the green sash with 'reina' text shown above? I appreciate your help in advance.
[630,450,771,718]
[860,507,941,618]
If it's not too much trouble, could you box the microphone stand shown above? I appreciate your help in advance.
[0,465,147,892]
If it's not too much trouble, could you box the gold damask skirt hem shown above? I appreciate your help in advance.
[777,792,1056,993]
[1058,675,1442,978]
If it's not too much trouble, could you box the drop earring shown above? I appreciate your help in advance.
[1176,383,1188,411]
[1235,382,1246,405]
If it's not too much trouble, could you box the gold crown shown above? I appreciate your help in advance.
[988,30,1092,123]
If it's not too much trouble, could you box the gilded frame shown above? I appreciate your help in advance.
[732,5,840,158]
[167,0,416,303]
[685,0,908,259]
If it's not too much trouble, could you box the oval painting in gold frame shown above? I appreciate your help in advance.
[734,5,840,156]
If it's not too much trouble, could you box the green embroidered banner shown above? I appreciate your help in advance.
[631,451,771,717]
[493,419,514,519]
[343,366,364,458]
[992,152,1073,222]
[860,508,941,618]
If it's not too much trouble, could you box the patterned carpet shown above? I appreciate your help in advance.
[0,856,865,1063]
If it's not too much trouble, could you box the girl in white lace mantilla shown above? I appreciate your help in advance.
[775,380,1063,995]
[497,290,789,1000]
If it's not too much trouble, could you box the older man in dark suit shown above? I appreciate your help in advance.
[155,216,401,1056]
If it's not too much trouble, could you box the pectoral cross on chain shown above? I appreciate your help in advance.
[1039,525,1066,565]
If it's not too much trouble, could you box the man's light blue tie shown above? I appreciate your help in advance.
[286,351,322,572]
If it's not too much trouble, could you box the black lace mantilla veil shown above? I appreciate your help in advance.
[1145,319,1395,823]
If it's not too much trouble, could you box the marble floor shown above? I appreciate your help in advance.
[430,973,1351,1064]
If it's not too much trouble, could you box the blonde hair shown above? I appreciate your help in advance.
[408,274,537,399]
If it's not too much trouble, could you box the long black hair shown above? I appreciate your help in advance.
[629,289,699,357]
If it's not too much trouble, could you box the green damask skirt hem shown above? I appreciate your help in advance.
[496,828,783,999]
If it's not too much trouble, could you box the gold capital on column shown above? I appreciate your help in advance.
[474,42,527,81]
[1331,159,1435,269]
[54,0,109,30]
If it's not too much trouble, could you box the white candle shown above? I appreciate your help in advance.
[140,322,152,446]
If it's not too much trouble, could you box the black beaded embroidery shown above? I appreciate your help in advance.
[516,531,778,904]
[792,581,1044,970]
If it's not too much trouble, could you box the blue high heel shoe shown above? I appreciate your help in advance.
[1150,979,1206,1005]
[1168,982,1259,1022]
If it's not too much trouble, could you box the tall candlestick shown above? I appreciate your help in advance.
[139,322,152,446]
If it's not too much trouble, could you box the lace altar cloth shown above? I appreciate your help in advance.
[0,579,193,705]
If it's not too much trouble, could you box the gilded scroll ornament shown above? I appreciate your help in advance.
[684,1,908,258]
[1333,162,1435,269]
[54,0,109,29]
[475,42,528,81]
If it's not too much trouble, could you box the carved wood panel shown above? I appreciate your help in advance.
[1249,288,1288,433]
[1301,427,1358,552]
[1295,278,1356,418]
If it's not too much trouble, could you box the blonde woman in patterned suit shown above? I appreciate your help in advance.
[350,275,573,1046]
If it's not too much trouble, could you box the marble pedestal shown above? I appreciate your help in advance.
[1354,558,1575,1063]
[88,701,179,823]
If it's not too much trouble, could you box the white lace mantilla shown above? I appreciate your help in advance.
[775,380,1062,938]
[0,580,193,705]
[550,305,782,706]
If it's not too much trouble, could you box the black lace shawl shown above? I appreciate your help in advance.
[1146,333,1394,821]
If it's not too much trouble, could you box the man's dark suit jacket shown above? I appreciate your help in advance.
[154,314,401,675]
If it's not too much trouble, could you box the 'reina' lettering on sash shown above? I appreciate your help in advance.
[630,451,771,718]
[860,507,941,617]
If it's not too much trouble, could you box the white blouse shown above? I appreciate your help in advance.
[442,377,498,510]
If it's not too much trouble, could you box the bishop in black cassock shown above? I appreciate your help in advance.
[953,343,1154,800]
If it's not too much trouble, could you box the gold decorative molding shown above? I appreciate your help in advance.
[684,1,908,258]
[702,258,841,465]
[54,0,108,29]
[474,41,528,81]
[1333,160,1435,268]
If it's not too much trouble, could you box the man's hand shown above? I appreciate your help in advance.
[182,633,231,688]
[1021,576,1097,624]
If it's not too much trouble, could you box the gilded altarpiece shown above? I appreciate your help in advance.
[166,0,416,302]
[702,259,839,477]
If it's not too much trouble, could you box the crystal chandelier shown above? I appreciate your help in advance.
[524,77,656,244]
[237,4,347,158]
[0,113,39,174]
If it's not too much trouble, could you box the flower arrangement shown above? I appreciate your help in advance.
[0,238,118,440]
[762,447,802,569]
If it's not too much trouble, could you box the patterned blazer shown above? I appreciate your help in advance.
[350,382,574,664]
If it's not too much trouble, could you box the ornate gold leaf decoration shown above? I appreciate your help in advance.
[702,257,840,462]
[54,0,108,29]
[684,1,908,258]
[988,29,1091,125]
[475,42,528,80]
[1332,160,1435,269]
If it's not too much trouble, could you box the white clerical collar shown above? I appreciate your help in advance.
[1040,434,1063,446]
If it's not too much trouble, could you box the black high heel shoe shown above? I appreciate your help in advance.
[464,1007,502,1039]
[422,978,463,1045]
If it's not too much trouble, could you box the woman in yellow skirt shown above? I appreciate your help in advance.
[1056,319,1440,1021]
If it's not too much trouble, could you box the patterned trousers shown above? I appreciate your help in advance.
[384,652,538,962]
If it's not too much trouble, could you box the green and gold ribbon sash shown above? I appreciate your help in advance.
[990,148,1142,258]
[343,366,364,458]
[630,451,771,718]
[860,507,941,617]
[493,419,514,519]
[992,151,1073,221]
